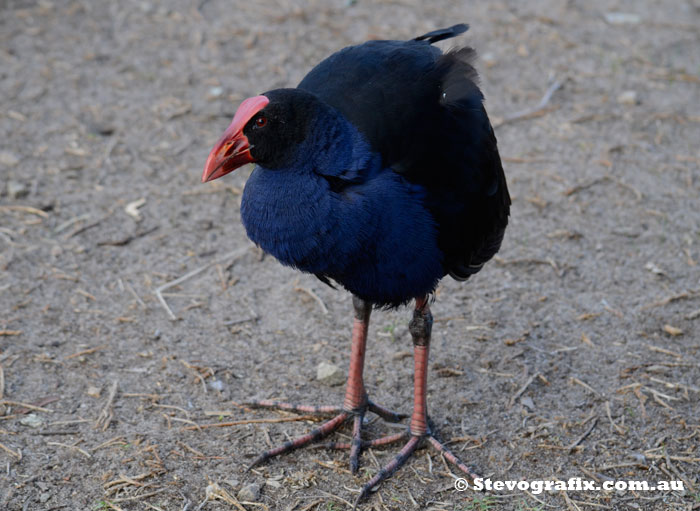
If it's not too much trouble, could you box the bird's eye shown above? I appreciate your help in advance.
[255,116,267,128]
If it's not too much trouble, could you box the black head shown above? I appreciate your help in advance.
[203,88,325,182]
[246,88,324,169]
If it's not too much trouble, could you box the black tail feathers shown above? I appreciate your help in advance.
[414,24,469,44]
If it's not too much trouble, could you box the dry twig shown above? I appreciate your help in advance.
[0,441,21,460]
[203,482,247,511]
[0,400,53,413]
[647,345,682,359]
[494,79,563,128]
[567,417,598,453]
[294,285,329,314]
[154,244,253,320]
[65,344,107,360]
[641,289,699,310]
[182,414,321,430]
[0,205,48,217]
[47,441,92,458]
[605,401,625,434]
[508,372,539,408]
[570,377,603,398]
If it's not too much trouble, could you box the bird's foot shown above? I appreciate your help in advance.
[354,428,481,507]
[244,398,407,474]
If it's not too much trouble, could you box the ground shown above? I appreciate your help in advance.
[1,0,699,510]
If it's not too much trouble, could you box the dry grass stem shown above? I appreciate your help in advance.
[110,489,166,503]
[294,285,329,314]
[205,482,248,511]
[91,436,127,452]
[47,441,92,458]
[494,79,563,127]
[647,345,683,358]
[0,400,53,413]
[65,344,107,360]
[0,441,21,460]
[95,381,118,431]
[154,244,253,320]
[570,377,602,397]
[0,205,49,217]
[508,372,539,408]
[567,417,598,453]
[182,414,321,430]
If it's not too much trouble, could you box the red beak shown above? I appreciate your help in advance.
[202,95,270,183]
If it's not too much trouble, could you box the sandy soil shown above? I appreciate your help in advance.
[1,1,699,510]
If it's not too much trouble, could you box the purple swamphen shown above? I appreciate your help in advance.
[202,24,510,503]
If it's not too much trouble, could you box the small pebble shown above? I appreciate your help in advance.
[0,151,20,167]
[604,12,642,25]
[209,379,224,391]
[617,90,638,105]
[237,482,261,501]
[90,122,115,136]
[663,324,683,336]
[20,413,44,428]
[87,386,102,398]
[520,396,535,411]
[316,361,345,386]
[481,52,497,68]
[207,86,224,100]
[645,365,670,375]
[197,219,214,231]
[516,44,529,57]
[644,261,664,275]
[629,452,646,463]
[7,180,29,199]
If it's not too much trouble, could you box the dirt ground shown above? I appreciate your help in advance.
[1,0,699,510]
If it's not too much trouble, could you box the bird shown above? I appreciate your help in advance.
[202,24,510,504]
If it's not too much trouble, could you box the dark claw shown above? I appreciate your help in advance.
[354,435,422,508]
[247,452,271,470]
[349,413,364,474]
[426,435,481,481]
[351,432,480,507]
[241,397,421,498]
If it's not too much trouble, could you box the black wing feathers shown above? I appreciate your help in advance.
[298,26,510,281]
[299,41,441,171]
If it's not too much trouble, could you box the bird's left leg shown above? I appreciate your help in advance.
[246,296,405,471]
[355,296,480,504]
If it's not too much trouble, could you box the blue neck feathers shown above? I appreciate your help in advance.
[240,110,444,305]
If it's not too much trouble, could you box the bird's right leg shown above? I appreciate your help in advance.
[246,296,405,472]
[354,296,480,504]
